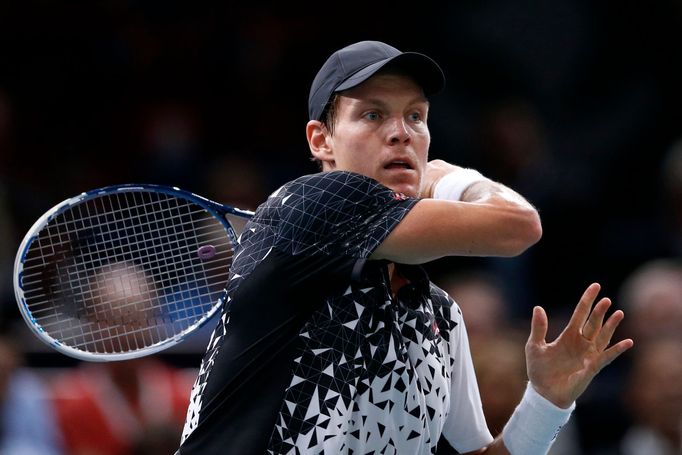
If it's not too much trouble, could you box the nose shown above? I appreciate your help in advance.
[388,117,411,145]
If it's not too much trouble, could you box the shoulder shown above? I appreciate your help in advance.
[247,171,417,257]
[275,170,397,200]
[258,170,415,225]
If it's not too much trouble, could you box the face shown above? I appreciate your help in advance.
[312,73,431,198]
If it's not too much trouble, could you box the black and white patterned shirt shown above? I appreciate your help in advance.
[178,171,493,454]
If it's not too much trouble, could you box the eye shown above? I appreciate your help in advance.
[408,111,423,122]
[363,111,380,121]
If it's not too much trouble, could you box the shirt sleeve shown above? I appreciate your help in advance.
[266,171,418,258]
[441,305,495,452]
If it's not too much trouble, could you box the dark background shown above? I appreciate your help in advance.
[0,1,680,450]
[1,2,681,339]
[3,2,680,308]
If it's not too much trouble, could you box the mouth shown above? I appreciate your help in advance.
[384,160,414,171]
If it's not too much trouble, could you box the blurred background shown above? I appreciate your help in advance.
[1,1,681,454]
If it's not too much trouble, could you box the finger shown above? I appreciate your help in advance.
[598,338,634,370]
[566,283,601,333]
[595,309,625,351]
[528,306,548,345]
[582,297,611,341]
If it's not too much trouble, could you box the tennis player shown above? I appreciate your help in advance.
[176,40,633,455]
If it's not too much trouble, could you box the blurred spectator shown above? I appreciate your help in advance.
[0,333,62,455]
[50,358,193,455]
[620,337,682,455]
[470,331,526,435]
[437,270,511,347]
[618,258,682,344]
[575,259,682,453]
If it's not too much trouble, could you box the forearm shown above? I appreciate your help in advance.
[460,178,537,212]
[432,167,542,254]
[428,160,542,248]
[430,162,537,212]
[374,198,541,263]
[374,161,542,264]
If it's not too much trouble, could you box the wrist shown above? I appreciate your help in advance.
[432,168,486,201]
[502,382,575,455]
[530,385,573,410]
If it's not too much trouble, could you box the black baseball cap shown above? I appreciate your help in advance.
[308,40,446,121]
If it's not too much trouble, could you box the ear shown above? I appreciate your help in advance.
[306,120,335,169]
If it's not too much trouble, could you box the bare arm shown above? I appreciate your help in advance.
[372,160,542,264]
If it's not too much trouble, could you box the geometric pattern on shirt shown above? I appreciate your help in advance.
[267,265,459,455]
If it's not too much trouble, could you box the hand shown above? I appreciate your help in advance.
[525,283,634,408]
[420,159,461,198]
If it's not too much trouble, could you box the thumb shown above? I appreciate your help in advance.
[528,306,548,345]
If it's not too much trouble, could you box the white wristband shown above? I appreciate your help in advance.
[433,168,486,201]
[502,383,575,455]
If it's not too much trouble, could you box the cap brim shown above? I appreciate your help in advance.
[335,52,445,96]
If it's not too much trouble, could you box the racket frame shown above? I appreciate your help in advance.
[13,183,253,361]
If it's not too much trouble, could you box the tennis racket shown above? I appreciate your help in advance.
[13,184,254,361]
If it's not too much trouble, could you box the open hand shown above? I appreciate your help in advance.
[525,283,634,408]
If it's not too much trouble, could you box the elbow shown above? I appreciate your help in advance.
[526,209,543,244]
[526,211,544,247]
[503,209,543,256]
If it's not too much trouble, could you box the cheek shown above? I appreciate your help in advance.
[415,131,431,162]
[421,129,431,148]
[333,129,374,163]
[412,123,430,144]
[329,141,367,173]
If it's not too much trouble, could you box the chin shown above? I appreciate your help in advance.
[375,170,422,198]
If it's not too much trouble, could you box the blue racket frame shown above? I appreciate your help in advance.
[14,183,254,361]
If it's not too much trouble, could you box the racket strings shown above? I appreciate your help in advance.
[22,240,233,296]
[27,267,231,331]
[20,190,235,354]
[21,207,228,272]
[26,268,224,332]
